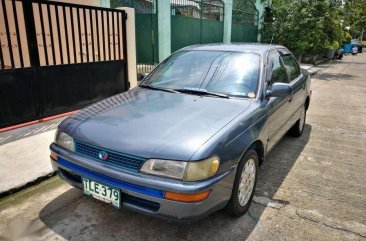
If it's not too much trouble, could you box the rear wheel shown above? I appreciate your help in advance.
[288,105,306,137]
[225,149,258,217]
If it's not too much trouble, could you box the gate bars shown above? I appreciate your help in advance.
[0,0,127,69]
[232,0,258,25]
[171,0,224,21]
[0,0,29,69]
[0,0,129,129]
[32,0,126,66]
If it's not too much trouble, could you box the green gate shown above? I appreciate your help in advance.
[111,0,257,73]
[171,0,224,52]
[231,0,258,42]
[111,0,158,73]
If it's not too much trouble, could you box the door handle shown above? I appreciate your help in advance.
[288,95,293,102]
[302,84,306,90]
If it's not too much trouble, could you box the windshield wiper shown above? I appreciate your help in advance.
[174,87,230,99]
[139,84,179,93]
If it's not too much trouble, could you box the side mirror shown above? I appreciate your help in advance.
[138,73,149,81]
[266,83,292,98]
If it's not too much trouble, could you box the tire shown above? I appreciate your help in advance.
[288,105,306,137]
[225,149,259,217]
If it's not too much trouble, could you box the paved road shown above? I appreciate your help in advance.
[0,118,64,146]
[1,53,366,241]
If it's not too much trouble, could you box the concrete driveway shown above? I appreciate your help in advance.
[0,53,366,241]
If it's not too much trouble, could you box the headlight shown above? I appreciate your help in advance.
[55,130,74,151]
[140,159,187,180]
[140,156,220,181]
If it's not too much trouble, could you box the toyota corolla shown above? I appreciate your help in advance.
[50,44,311,221]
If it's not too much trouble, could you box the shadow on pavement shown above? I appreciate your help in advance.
[316,72,357,81]
[39,125,312,241]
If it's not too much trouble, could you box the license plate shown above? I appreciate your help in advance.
[82,177,120,208]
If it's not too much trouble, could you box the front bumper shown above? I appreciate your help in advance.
[50,143,236,221]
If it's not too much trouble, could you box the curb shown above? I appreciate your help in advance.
[305,59,332,76]
[0,172,56,200]
[0,110,78,133]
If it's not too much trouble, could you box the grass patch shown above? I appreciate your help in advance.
[0,176,64,211]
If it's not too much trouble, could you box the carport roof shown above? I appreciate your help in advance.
[180,43,284,55]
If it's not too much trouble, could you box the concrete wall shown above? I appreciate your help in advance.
[116,7,137,88]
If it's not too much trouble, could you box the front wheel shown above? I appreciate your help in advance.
[225,149,259,217]
[288,105,306,137]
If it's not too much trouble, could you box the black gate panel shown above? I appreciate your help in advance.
[0,68,39,127]
[0,0,129,128]
[40,60,126,116]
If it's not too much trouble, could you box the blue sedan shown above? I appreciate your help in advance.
[50,44,311,221]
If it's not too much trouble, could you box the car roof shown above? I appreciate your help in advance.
[180,43,285,55]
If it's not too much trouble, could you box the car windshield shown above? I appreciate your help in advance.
[141,51,261,98]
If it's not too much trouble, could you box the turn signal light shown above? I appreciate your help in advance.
[165,190,210,202]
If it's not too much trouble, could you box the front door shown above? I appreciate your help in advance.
[266,50,292,151]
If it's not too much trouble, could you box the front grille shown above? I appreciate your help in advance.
[74,141,145,171]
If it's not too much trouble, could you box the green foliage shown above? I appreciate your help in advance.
[261,0,343,57]
[343,0,366,39]
[325,41,340,50]
[344,32,352,44]
[332,41,340,50]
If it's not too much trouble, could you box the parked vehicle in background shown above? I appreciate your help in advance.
[50,44,311,221]
[351,40,363,53]
[352,46,358,55]
[334,49,344,60]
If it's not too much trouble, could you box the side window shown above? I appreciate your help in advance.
[281,54,301,81]
[268,51,288,85]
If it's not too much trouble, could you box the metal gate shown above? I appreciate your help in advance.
[0,0,128,128]
[111,0,158,74]
[171,0,224,52]
[231,0,258,42]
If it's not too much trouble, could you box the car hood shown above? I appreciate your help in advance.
[60,88,251,160]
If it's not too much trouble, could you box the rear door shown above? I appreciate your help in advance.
[279,49,306,126]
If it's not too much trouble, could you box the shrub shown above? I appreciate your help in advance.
[331,41,339,50]
[344,32,352,44]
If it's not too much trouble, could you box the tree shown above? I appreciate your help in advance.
[343,0,366,39]
[261,0,344,59]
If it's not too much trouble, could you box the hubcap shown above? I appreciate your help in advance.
[238,159,256,206]
[299,108,306,131]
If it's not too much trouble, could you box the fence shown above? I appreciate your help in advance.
[231,0,258,42]
[0,0,128,128]
[0,0,126,69]
[112,0,158,74]
[111,0,259,74]
[171,0,224,52]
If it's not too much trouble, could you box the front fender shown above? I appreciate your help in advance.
[190,100,268,174]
